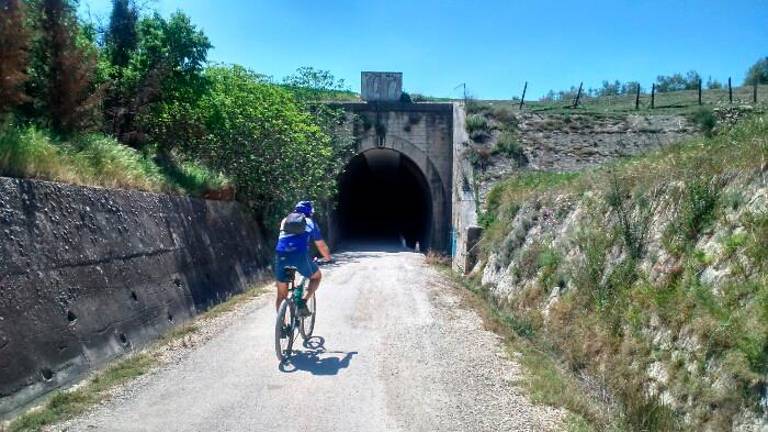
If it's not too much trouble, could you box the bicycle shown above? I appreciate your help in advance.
[274,259,329,363]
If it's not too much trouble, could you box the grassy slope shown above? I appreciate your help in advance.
[473,115,768,431]
[0,124,229,197]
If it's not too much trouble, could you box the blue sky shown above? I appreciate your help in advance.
[79,0,768,99]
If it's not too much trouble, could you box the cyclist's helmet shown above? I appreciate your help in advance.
[295,200,314,217]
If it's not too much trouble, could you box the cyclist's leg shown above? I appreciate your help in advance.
[274,254,291,311]
[297,253,321,301]
[275,281,289,311]
[305,269,321,301]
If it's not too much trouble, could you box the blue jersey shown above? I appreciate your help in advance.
[275,217,323,253]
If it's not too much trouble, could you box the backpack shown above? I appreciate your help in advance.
[283,212,307,235]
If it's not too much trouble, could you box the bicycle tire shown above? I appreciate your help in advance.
[274,300,294,362]
[300,295,316,340]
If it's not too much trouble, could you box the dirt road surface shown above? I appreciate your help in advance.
[58,247,564,431]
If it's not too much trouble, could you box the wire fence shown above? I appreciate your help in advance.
[478,80,768,114]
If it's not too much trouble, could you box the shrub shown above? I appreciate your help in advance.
[188,65,346,226]
[155,155,230,196]
[465,113,489,134]
[469,129,491,143]
[465,99,489,115]
[605,175,659,259]
[664,177,720,253]
[743,57,768,85]
[690,107,717,137]
[493,131,527,165]
[656,70,701,92]
[467,145,491,170]
[490,106,517,126]
[706,77,723,89]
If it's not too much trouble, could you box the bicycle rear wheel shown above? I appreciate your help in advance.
[300,295,316,340]
[275,300,295,362]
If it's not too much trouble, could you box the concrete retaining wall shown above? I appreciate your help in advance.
[0,177,268,417]
[451,102,480,273]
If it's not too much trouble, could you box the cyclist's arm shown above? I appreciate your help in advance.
[314,239,332,261]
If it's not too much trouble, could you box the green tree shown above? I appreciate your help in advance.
[188,65,338,226]
[655,70,701,92]
[593,80,622,97]
[0,0,30,117]
[281,67,357,209]
[621,81,642,94]
[706,76,723,89]
[744,57,768,85]
[106,0,138,69]
[116,11,211,148]
[38,0,100,133]
[282,66,351,101]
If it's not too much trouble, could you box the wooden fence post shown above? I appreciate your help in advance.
[635,83,641,110]
[519,81,527,110]
[698,79,702,105]
[651,83,655,109]
[573,82,583,108]
[755,80,759,104]
[728,77,732,103]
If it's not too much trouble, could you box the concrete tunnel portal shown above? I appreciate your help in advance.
[336,149,432,249]
[331,90,456,255]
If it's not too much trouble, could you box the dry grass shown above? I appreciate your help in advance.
[425,250,451,266]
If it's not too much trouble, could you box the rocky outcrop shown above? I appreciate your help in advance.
[470,111,697,202]
[477,168,768,430]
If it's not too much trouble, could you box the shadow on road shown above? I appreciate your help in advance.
[279,336,358,376]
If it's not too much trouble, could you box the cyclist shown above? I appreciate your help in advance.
[274,201,332,317]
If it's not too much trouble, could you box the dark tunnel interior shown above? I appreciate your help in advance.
[336,149,432,250]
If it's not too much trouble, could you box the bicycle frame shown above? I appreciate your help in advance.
[285,268,308,310]
[276,260,325,362]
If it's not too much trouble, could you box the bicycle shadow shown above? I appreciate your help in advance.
[279,336,358,376]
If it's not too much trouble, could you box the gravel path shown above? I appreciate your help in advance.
[56,248,564,431]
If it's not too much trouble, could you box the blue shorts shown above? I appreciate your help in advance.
[274,252,319,282]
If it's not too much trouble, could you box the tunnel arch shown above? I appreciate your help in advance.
[329,103,455,253]
[335,148,434,249]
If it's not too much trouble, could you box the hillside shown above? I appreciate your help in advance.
[469,115,768,430]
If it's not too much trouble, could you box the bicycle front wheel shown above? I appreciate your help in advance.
[300,295,316,340]
[275,300,295,362]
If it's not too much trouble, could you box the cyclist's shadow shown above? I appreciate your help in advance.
[279,336,357,376]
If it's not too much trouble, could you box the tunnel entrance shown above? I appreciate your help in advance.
[336,149,432,250]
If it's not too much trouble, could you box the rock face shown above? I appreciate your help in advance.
[472,112,697,201]
[0,177,268,418]
[518,113,694,171]
[478,171,768,430]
